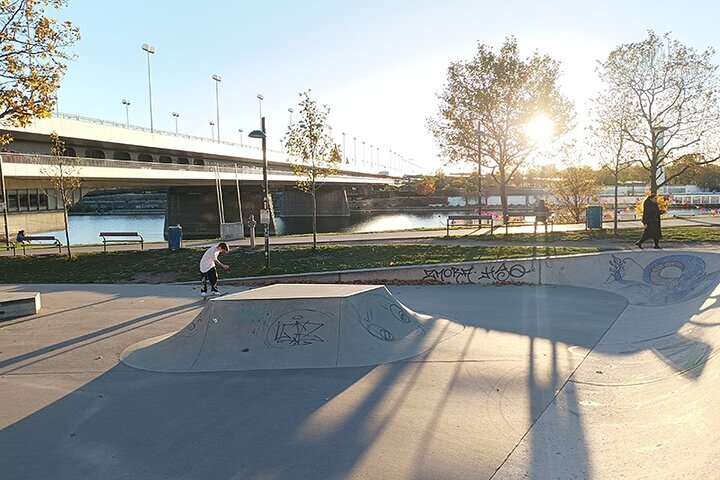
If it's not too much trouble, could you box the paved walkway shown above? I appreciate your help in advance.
[2,215,719,256]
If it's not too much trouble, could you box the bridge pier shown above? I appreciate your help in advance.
[166,185,267,240]
[273,187,349,217]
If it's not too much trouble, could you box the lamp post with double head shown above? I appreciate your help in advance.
[209,121,215,141]
[122,99,131,126]
[172,112,179,133]
[212,74,222,142]
[249,118,270,270]
[141,43,156,133]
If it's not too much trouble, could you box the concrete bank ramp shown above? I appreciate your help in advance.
[121,284,461,372]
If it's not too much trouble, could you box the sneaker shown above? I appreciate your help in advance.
[635,242,643,249]
[201,291,208,297]
[211,290,222,296]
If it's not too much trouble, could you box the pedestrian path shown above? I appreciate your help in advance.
[2,215,719,256]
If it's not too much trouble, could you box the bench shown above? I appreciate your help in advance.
[17,236,62,255]
[100,232,144,252]
[446,215,494,236]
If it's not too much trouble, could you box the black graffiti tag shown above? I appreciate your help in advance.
[422,266,475,284]
[477,262,534,282]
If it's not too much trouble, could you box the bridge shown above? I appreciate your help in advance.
[0,114,406,238]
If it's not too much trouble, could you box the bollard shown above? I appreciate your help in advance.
[247,215,257,248]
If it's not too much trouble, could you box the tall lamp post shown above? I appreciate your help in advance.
[257,94,264,121]
[238,128,244,146]
[122,99,131,126]
[209,121,215,141]
[172,112,179,133]
[248,118,270,270]
[141,43,156,133]
[212,74,222,142]
[476,121,483,213]
[0,153,9,249]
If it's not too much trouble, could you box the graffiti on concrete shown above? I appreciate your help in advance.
[607,254,720,305]
[389,303,411,323]
[266,309,330,348]
[477,262,535,282]
[422,266,475,284]
[421,262,535,284]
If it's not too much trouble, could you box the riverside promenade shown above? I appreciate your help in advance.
[2,215,719,256]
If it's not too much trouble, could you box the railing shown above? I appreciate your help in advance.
[0,151,396,181]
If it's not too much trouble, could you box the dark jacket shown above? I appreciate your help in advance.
[642,197,662,239]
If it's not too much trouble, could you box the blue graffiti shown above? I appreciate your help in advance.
[608,254,720,305]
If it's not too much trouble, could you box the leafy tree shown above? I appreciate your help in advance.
[695,164,720,191]
[548,164,601,224]
[596,31,720,194]
[284,91,341,248]
[428,36,573,223]
[0,0,80,144]
[415,179,435,196]
[40,131,81,258]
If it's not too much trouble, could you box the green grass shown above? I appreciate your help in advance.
[0,244,596,284]
[473,226,720,243]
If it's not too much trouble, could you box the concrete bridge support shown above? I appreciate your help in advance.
[272,186,349,217]
[165,185,266,240]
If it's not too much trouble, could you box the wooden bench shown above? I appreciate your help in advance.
[100,232,144,252]
[17,236,62,255]
[446,214,494,236]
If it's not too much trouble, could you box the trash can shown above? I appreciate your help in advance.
[585,205,603,229]
[168,225,183,250]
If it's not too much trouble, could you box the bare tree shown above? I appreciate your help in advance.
[597,31,720,194]
[548,164,602,224]
[284,91,341,248]
[0,0,80,144]
[428,37,573,223]
[590,93,638,233]
[40,131,81,258]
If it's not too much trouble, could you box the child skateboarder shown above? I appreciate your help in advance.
[199,242,230,296]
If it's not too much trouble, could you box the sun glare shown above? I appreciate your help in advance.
[524,115,555,142]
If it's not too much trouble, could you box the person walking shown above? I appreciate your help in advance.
[636,193,662,249]
[199,242,230,296]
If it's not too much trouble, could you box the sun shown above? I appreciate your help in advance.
[524,115,555,143]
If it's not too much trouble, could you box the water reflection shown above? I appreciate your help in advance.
[274,212,460,235]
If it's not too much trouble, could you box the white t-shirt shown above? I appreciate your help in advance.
[199,245,220,273]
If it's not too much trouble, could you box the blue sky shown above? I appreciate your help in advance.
[56,0,719,173]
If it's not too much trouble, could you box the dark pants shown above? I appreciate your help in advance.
[200,267,219,292]
[637,222,661,247]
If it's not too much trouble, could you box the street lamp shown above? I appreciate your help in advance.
[141,43,156,133]
[172,112,179,133]
[238,128,243,146]
[209,121,215,141]
[122,99,131,126]
[248,117,270,270]
[0,153,9,250]
[257,93,264,120]
[288,108,293,126]
[212,74,222,142]
[342,132,347,163]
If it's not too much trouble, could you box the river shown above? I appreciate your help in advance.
[34,211,464,244]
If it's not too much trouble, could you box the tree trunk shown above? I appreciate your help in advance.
[63,205,72,259]
[499,166,508,232]
[311,187,317,249]
[613,172,619,235]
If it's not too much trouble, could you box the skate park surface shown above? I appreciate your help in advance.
[1,249,719,479]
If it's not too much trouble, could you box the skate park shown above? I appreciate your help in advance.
[1,249,719,479]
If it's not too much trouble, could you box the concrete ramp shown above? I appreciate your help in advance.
[121,284,461,372]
